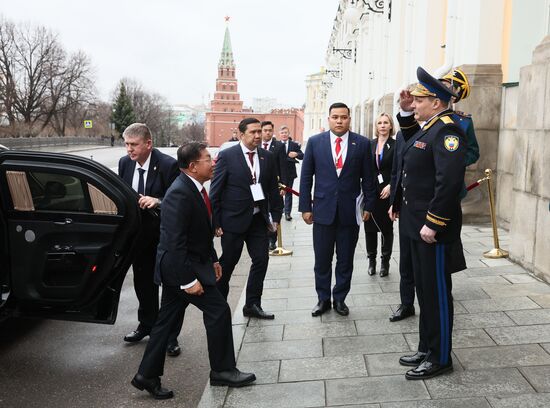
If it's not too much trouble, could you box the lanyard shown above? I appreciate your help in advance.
[245,151,257,184]
[376,143,384,170]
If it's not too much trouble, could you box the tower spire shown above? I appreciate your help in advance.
[218,22,235,68]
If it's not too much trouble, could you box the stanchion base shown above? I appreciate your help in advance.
[483,248,509,259]
[270,247,293,256]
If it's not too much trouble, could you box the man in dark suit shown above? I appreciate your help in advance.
[210,117,283,319]
[299,102,377,317]
[279,125,304,221]
[118,123,181,356]
[388,130,416,322]
[132,142,255,399]
[260,120,288,250]
[392,67,467,380]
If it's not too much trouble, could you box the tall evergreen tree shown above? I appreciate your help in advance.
[111,81,135,135]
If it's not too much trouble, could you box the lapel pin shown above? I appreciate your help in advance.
[154,166,157,171]
[351,142,356,145]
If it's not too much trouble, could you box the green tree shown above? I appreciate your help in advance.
[111,81,135,135]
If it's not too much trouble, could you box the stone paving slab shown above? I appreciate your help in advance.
[424,367,534,398]
[486,393,550,408]
[486,324,550,345]
[324,334,411,356]
[519,365,550,392]
[325,375,430,405]
[453,311,516,329]
[242,325,284,343]
[279,355,367,382]
[380,397,492,408]
[224,381,325,408]
[506,308,550,325]
[235,360,280,385]
[283,320,357,340]
[404,329,497,350]
[530,294,550,308]
[461,296,541,313]
[454,344,550,369]
[355,316,420,335]
[238,339,322,362]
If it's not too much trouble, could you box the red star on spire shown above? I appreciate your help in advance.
[225,16,230,22]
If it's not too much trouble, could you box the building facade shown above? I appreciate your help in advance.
[308,0,550,280]
[205,24,304,146]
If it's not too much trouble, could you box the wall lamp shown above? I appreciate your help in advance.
[332,46,356,63]
[325,69,341,79]
[343,0,386,25]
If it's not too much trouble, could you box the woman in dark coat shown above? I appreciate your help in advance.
[365,113,396,277]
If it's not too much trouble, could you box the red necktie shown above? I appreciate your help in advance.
[246,151,256,183]
[263,143,268,150]
[335,137,343,169]
[201,187,212,218]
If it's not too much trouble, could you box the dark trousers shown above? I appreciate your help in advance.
[284,179,294,215]
[398,227,415,306]
[365,228,393,261]
[138,285,236,378]
[132,240,181,345]
[312,213,359,302]
[411,240,454,366]
[218,214,269,306]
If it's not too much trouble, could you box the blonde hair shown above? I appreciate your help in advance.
[375,113,394,137]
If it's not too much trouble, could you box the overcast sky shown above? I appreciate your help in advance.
[2,0,337,107]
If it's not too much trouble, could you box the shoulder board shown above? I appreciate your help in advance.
[454,110,472,118]
[439,116,454,125]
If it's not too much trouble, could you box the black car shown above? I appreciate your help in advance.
[0,150,146,324]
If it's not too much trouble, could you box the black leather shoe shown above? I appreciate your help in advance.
[389,304,415,322]
[124,327,150,343]
[131,373,174,399]
[379,260,390,277]
[333,300,349,316]
[311,300,331,317]
[166,343,181,357]
[399,351,427,367]
[405,360,453,380]
[210,368,256,387]
[269,241,277,251]
[285,214,292,221]
[367,260,376,276]
[243,304,275,319]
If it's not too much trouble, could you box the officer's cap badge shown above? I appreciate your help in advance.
[444,135,459,151]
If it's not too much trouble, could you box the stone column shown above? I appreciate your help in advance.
[455,64,503,223]
[506,35,550,280]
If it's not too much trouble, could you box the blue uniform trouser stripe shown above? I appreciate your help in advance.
[436,244,449,365]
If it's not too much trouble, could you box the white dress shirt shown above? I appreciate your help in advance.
[131,152,152,193]
[240,142,261,214]
[330,131,349,177]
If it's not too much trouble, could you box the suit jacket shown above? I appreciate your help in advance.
[298,131,377,226]
[154,174,218,287]
[370,136,395,193]
[389,131,406,206]
[210,143,283,234]
[118,148,179,242]
[263,137,289,184]
[394,111,466,242]
[118,148,179,203]
[282,139,304,183]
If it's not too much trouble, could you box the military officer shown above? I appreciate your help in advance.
[391,66,467,380]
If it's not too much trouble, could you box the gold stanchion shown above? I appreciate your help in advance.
[270,223,293,256]
[483,168,509,259]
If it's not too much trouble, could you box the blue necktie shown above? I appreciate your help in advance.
[137,168,145,195]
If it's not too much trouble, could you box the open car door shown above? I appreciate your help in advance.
[0,151,143,324]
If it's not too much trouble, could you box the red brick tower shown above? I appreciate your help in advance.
[210,25,243,113]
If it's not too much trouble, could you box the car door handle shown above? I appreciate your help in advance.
[54,218,73,225]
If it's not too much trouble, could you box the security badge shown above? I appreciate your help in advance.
[444,135,459,152]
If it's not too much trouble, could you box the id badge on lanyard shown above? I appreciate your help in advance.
[246,154,265,202]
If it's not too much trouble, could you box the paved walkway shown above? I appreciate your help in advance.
[199,214,550,407]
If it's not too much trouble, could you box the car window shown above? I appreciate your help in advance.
[5,170,118,214]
